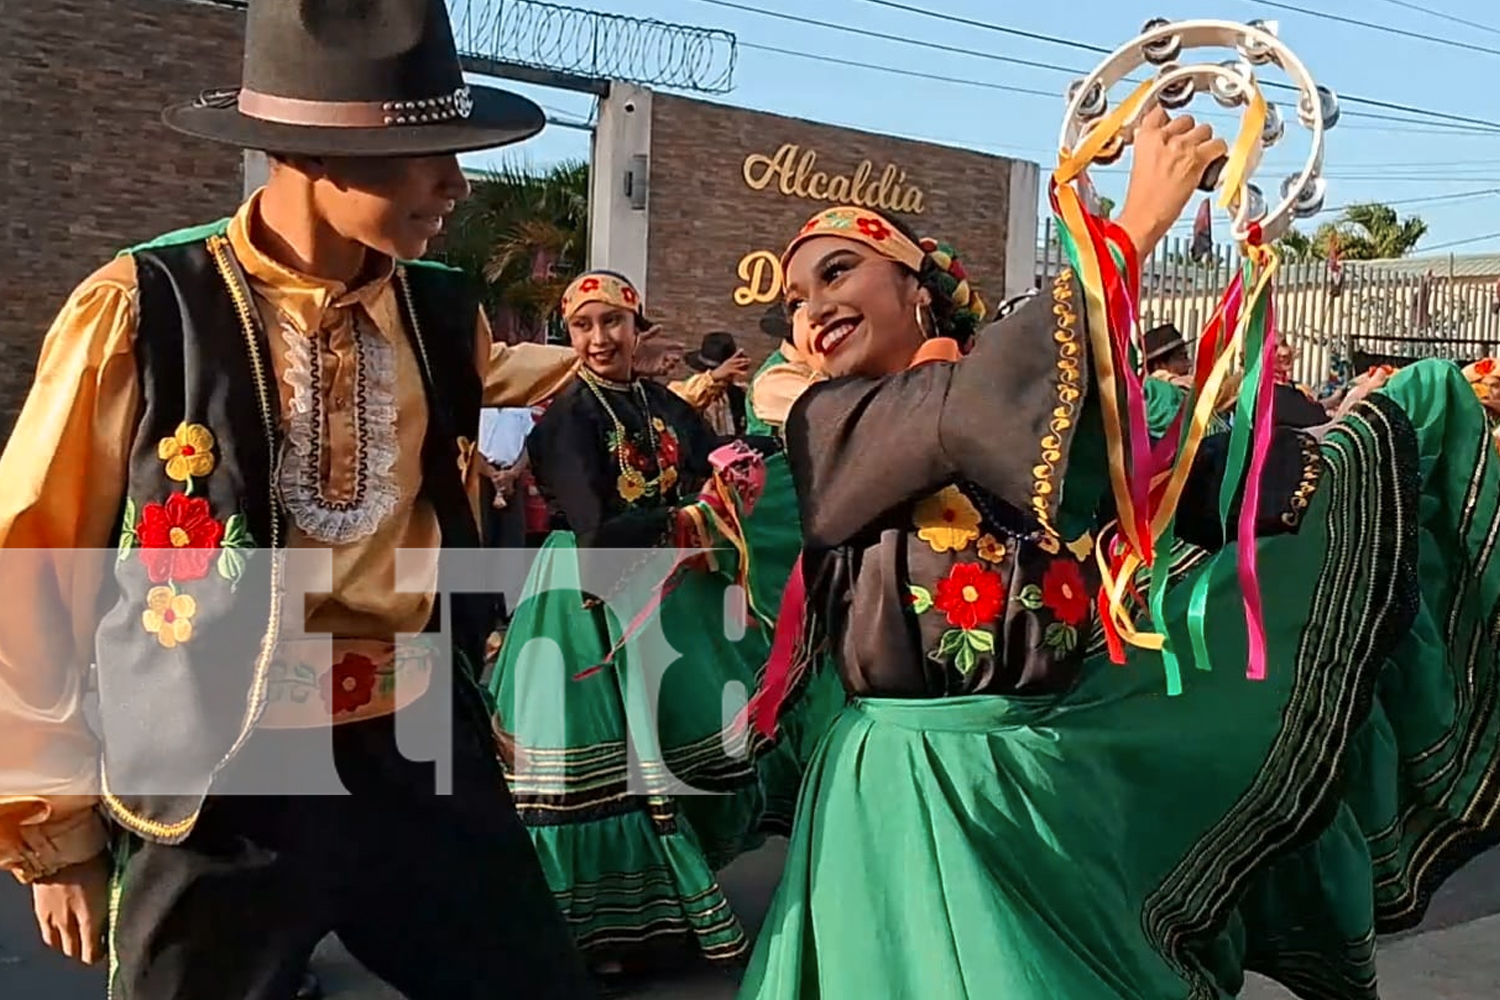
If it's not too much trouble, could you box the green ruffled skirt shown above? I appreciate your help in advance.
[491,512,810,966]
[741,359,1500,999]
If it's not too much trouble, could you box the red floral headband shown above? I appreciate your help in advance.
[560,270,644,322]
[780,206,926,273]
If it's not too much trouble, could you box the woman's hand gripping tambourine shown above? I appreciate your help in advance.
[1050,18,1337,694]
[1058,17,1337,244]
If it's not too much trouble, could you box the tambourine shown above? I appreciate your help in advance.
[1058,18,1337,243]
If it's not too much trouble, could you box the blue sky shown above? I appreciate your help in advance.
[459,0,1500,257]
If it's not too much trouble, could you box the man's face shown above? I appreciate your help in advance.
[1164,350,1193,377]
[313,155,471,261]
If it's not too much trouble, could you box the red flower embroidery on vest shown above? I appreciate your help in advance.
[1041,559,1090,626]
[136,493,225,584]
[932,562,1005,630]
[322,653,379,716]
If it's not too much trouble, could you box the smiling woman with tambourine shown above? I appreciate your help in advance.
[735,18,1500,1000]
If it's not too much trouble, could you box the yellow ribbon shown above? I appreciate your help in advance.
[1217,90,1267,211]
[1056,80,1156,183]
[696,472,766,628]
[1052,183,1145,559]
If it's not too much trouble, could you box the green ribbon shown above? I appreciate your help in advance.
[1186,258,1272,673]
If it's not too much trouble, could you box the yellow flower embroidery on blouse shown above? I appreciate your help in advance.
[141,586,198,649]
[913,486,982,552]
[617,470,647,503]
[976,534,1007,563]
[157,422,216,484]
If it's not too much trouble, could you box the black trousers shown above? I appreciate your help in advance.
[107,695,597,1000]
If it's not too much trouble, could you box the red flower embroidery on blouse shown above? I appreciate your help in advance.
[322,653,378,716]
[623,441,652,471]
[579,277,601,293]
[136,493,225,584]
[657,427,680,467]
[1041,559,1090,625]
[933,563,1005,630]
[856,217,891,241]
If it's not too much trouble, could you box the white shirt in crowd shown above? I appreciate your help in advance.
[478,407,536,467]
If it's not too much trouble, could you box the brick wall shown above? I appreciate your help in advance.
[0,0,245,443]
[645,93,1015,367]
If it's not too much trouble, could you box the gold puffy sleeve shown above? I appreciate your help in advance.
[474,311,580,407]
[0,255,141,880]
[668,372,728,411]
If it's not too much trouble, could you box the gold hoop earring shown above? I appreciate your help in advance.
[915,301,933,340]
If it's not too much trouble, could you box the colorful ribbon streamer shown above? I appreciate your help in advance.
[1055,87,1281,691]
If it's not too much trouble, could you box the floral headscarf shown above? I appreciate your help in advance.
[781,205,988,343]
[1464,357,1500,413]
[560,270,653,329]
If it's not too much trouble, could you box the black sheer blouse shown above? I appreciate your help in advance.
[783,270,1325,701]
[525,375,720,549]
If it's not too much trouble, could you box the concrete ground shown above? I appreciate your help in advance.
[6,840,1499,998]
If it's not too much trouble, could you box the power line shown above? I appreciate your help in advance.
[1165,187,1500,231]
[691,0,1500,132]
[1235,0,1500,58]
[1417,230,1500,252]
[741,37,1500,142]
[1366,0,1500,38]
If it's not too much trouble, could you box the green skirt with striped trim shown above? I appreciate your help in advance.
[740,360,1500,999]
[491,524,805,967]
[737,450,847,830]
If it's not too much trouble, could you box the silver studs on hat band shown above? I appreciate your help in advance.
[381,86,475,126]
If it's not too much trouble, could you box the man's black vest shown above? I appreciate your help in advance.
[96,222,490,843]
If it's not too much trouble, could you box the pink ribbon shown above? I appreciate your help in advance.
[739,555,807,738]
[1235,296,1278,681]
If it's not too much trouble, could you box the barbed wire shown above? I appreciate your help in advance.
[451,0,737,93]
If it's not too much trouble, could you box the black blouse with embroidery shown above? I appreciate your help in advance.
[525,375,720,549]
[783,271,1325,700]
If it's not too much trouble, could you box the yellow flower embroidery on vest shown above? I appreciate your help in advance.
[157,423,216,491]
[913,486,982,552]
[976,533,1007,563]
[141,586,198,649]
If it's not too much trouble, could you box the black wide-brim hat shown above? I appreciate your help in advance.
[1143,322,1190,362]
[686,331,741,372]
[163,0,544,157]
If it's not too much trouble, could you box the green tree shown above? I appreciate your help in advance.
[439,158,590,341]
[1275,201,1428,261]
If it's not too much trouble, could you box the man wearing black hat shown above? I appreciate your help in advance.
[670,331,752,436]
[0,2,596,998]
[1144,321,1193,378]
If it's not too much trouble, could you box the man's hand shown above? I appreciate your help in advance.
[32,852,111,965]
[490,463,523,508]
[1334,367,1391,418]
[711,350,753,386]
[633,343,680,378]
